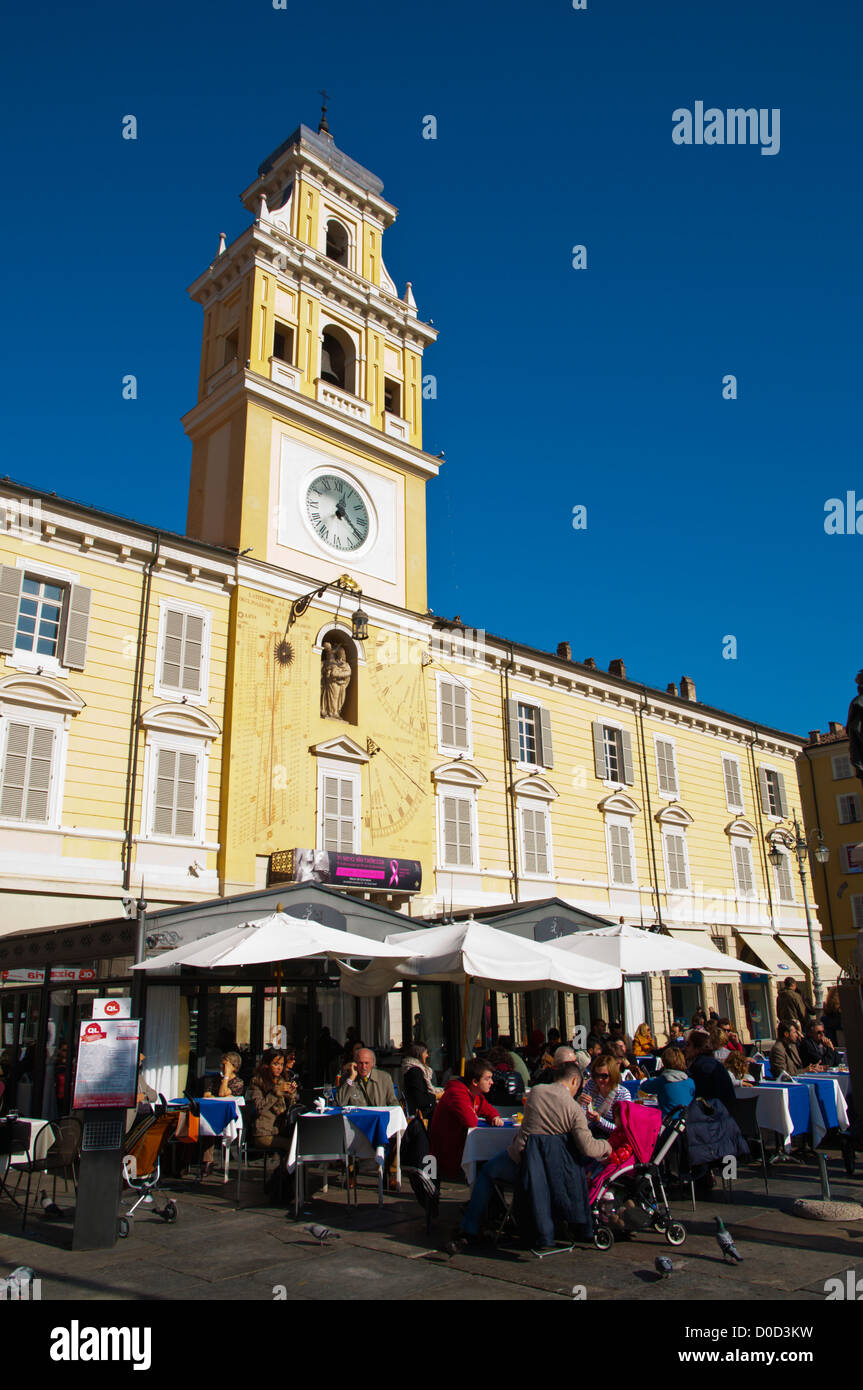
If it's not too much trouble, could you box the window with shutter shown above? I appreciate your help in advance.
[152,747,201,838]
[0,721,55,822]
[603,727,622,782]
[832,755,854,781]
[760,768,786,817]
[521,805,550,876]
[841,844,863,874]
[441,794,474,867]
[439,679,469,752]
[517,703,540,764]
[0,566,24,654]
[838,794,862,824]
[608,822,634,885]
[733,842,755,898]
[774,852,795,903]
[663,831,689,890]
[722,756,744,812]
[655,740,678,797]
[321,773,357,853]
[160,609,206,696]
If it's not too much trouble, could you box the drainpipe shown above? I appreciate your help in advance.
[123,534,161,891]
[803,746,839,959]
[637,689,668,1038]
[747,725,778,1036]
[501,644,520,903]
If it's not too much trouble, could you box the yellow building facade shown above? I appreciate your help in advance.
[0,489,234,932]
[798,723,863,975]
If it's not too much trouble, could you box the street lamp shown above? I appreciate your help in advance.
[767,818,829,1009]
[275,575,368,665]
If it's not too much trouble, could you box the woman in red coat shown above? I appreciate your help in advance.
[429,1059,503,1180]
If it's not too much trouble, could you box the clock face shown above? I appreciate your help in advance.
[305,473,370,552]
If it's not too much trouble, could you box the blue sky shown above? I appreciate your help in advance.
[1,0,860,737]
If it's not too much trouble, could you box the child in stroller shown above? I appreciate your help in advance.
[588,1099,687,1250]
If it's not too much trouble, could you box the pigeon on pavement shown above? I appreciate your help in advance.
[41,1194,62,1217]
[714,1216,743,1263]
[655,1256,674,1278]
[306,1224,340,1245]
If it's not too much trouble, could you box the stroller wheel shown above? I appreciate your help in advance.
[666,1222,686,1246]
[652,1218,666,1234]
[117,1217,131,1239]
[161,1200,178,1223]
[594,1226,614,1251]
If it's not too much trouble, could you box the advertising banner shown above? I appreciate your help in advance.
[273,848,421,892]
[72,1018,140,1109]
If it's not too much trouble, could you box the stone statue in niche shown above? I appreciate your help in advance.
[321,642,351,718]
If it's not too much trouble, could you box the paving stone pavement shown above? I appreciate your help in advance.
[2,1148,863,1303]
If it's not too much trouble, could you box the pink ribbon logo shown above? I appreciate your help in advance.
[389,860,399,886]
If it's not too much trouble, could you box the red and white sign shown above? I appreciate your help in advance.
[92,997,132,1019]
[1,967,97,984]
[72,1018,140,1110]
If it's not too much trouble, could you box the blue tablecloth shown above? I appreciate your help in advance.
[759,1083,811,1136]
[169,1098,240,1136]
[476,1119,517,1128]
[622,1080,640,1099]
[796,1076,840,1131]
[320,1106,390,1149]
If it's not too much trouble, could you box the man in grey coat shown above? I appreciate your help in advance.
[337,1048,397,1107]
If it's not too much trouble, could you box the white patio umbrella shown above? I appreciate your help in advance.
[132,911,411,971]
[548,922,770,976]
[337,916,623,1068]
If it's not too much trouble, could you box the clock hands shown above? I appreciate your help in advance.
[333,499,366,543]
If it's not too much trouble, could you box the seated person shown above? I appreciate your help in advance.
[247,1050,299,1175]
[632,1023,657,1056]
[608,1038,645,1081]
[580,1054,631,1134]
[200,1050,245,1176]
[769,1021,819,1078]
[724,1051,755,1087]
[798,1021,838,1070]
[484,1046,525,1106]
[685,1031,736,1107]
[707,1025,731,1062]
[586,1017,610,1051]
[720,1019,745,1054]
[667,1021,687,1048]
[532,1045,577,1086]
[459,1061,611,1240]
[498,1034,531,1090]
[337,1047,397,1107]
[400,1041,441,1119]
[429,1059,503,1181]
[639,1046,696,1113]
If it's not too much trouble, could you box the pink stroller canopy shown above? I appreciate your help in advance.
[618,1100,663,1163]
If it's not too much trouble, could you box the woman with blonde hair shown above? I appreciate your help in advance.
[632,1023,657,1056]
[580,1054,630,1135]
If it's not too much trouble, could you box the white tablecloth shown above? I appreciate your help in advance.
[734,1079,850,1149]
[8,1117,54,1165]
[287,1106,408,1186]
[461,1124,520,1186]
[820,1070,851,1099]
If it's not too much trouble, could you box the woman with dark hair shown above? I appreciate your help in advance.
[200,1050,245,1177]
[580,1054,630,1135]
[247,1049,299,1175]
[400,1041,441,1118]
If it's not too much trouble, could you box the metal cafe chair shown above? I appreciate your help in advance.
[727,1094,769,1197]
[9,1117,82,1230]
[293,1115,356,1217]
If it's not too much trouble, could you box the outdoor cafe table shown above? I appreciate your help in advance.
[461,1120,520,1186]
[733,1078,849,1150]
[286,1105,408,1202]
[170,1098,244,1181]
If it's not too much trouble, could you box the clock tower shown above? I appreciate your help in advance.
[183,119,439,612]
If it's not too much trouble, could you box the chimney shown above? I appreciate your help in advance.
[808,730,820,744]
[667,682,679,697]
[680,676,696,702]
[557,641,572,661]
[584,657,597,670]
[829,722,845,736]
[608,658,627,679]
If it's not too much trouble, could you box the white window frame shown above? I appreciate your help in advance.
[721,753,745,813]
[662,827,691,891]
[759,763,786,820]
[731,837,756,900]
[154,600,212,706]
[837,792,863,825]
[515,697,543,770]
[606,812,636,887]
[6,559,81,679]
[597,718,630,788]
[436,788,479,871]
[518,798,554,879]
[0,708,67,829]
[316,760,362,855]
[141,733,208,845]
[841,843,863,875]
[653,735,679,800]
[436,672,473,758]
[832,753,854,781]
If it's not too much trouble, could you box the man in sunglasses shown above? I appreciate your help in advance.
[798,1020,838,1070]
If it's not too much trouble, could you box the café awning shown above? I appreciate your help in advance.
[778,934,842,986]
[554,922,769,976]
[734,930,800,979]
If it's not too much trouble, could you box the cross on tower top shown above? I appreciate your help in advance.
[318,90,330,136]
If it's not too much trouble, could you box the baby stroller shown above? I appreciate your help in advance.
[588,1101,687,1251]
[118,1100,180,1238]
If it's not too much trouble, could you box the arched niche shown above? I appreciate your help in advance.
[320,324,357,394]
[320,628,358,725]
